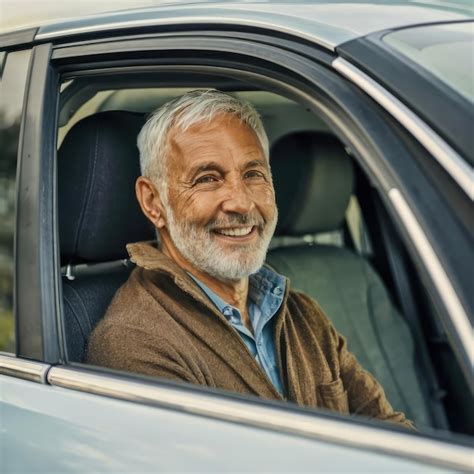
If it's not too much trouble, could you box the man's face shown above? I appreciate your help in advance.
[161,113,277,281]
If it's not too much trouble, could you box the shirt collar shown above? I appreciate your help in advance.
[188,266,286,318]
[249,266,286,307]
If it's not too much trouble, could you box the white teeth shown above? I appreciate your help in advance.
[216,226,253,237]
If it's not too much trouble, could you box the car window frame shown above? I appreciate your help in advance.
[2,27,472,470]
[14,42,63,363]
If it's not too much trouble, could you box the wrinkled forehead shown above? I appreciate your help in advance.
[166,114,267,169]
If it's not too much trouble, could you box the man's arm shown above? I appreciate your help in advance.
[86,321,206,386]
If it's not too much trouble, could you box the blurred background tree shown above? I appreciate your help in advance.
[0,111,19,352]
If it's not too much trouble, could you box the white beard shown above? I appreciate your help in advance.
[166,206,277,281]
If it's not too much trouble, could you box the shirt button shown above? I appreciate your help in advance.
[273,286,283,296]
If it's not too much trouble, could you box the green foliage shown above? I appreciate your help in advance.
[0,102,18,354]
[0,112,20,177]
[0,309,14,353]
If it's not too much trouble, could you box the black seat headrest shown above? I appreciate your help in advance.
[270,131,354,236]
[58,111,154,264]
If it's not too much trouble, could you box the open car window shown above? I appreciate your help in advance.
[56,69,472,439]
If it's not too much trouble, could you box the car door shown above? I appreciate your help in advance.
[1,17,472,473]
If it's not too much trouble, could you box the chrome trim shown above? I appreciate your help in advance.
[48,366,472,471]
[388,188,473,366]
[333,57,474,199]
[36,16,334,51]
[0,354,50,383]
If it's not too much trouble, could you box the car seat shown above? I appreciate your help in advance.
[266,131,440,428]
[58,111,154,362]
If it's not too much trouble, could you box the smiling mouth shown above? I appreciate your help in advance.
[213,226,256,238]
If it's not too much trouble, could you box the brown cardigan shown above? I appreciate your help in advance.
[86,242,412,427]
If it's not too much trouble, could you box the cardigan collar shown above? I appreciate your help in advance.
[127,240,178,272]
[127,240,217,310]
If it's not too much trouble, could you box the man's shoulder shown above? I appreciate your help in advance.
[85,266,179,366]
[88,268,162,343]
[101,267,154,317]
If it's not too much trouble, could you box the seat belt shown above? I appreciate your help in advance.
[373,194,449,430]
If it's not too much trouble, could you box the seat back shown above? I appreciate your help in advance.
[267,131,433,427]
[58,111,154,361]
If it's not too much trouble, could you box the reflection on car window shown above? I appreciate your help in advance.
[0,49,31,353]
[383,22,474,101]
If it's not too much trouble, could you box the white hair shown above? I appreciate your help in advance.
[136,89,269,202]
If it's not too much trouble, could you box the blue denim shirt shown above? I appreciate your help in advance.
[188,267,286,395]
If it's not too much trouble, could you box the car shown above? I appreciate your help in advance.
[1,1,473,472]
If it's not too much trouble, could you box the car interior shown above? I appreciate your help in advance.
[56,72,473,437]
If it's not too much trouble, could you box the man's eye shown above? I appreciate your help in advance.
[245,170,265,179]
[195,175,219,185]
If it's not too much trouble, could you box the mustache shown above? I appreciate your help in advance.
[205,212,265,230]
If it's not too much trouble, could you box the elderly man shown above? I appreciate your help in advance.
[87,90,411,427]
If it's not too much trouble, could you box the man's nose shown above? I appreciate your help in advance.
[220,180,255,215]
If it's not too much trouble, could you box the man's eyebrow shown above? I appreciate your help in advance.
[243,159,268,170]
[188,162,225,180]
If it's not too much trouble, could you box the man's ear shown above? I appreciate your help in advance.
[135,176,167,229]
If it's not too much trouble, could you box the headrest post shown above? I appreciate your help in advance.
[65,263,75,281]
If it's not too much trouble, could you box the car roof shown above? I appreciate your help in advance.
[2,1,473,51]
